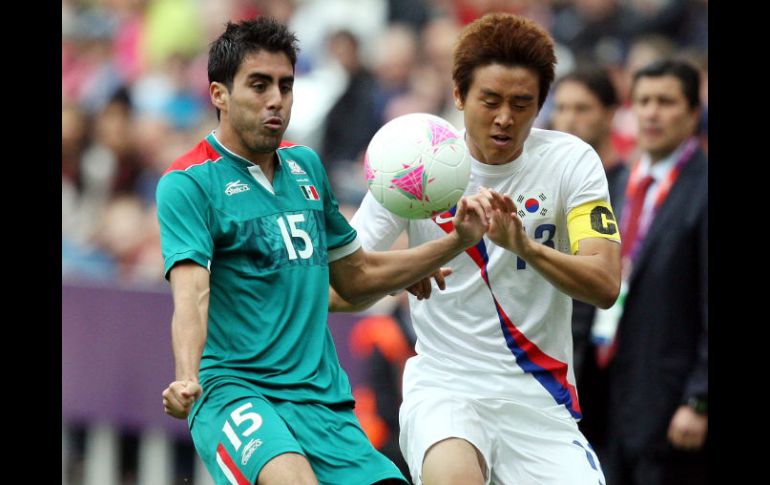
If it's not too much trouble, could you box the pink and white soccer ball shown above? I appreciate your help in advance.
[364,113,471,219]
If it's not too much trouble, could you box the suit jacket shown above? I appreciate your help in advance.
[609,148,708,456]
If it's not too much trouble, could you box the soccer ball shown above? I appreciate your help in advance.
[364,113,471,219]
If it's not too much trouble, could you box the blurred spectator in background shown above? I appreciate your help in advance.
[62,102,91,237]
[421,16,464,126]
[371,23,420,125]
[610,34,676,161]
[387,0,430,31]
[551,0,638,67]
[550,65,629,462]
[321,30,380,204]
[141,0,205,69]
[604,59,708,485]
[63,194,163,284]
[63,88,141,242]
[62,6,124,114]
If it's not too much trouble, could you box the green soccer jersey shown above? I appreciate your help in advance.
[156,133,360,422]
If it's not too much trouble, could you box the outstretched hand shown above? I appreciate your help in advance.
[163,380,202,419]
[406,267,453,300]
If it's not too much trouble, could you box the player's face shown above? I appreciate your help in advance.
[216,50,294,155]
[552,81,612,148]
[632,75,699,162]
[454,64,540,165]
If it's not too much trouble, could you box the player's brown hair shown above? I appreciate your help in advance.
[453,13,556,108]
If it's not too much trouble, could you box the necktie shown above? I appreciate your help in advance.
[621,174,655,260]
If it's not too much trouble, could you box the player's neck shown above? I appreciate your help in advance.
[215,125,276,174]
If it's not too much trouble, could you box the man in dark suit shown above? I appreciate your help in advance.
[604,59,708,485]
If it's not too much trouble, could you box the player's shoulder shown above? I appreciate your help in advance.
[157,138,223,202]
[527,128,593,154]
[526,128,599,172]
[162,138,224,179]
[277,141,324,174]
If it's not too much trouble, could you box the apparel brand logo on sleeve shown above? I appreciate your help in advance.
[300,185,320,201]
[241,438,263,465]
[225,180,250,196]
[287,160,306,174]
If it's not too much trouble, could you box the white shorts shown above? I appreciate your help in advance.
[399,390,605,485]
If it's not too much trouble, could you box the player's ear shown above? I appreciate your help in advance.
[453,85,464,110]
[210,82,229,113]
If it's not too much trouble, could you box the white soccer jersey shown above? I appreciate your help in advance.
[351,128,612,421]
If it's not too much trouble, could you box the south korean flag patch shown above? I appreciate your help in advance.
[514,190,551,219]
[300,185,320,201]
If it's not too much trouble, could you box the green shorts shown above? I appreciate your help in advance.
[189,380,407,485]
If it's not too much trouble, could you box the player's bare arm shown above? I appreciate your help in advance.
[162,261,209,419]
[329,192,496,306]
[486,189,621,309]
[328,267,453,313]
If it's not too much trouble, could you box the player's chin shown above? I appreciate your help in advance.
[254,135,282,153]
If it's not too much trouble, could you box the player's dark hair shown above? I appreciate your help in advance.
[632,59,701,110]
[208,17,300,119]
[453,13,556,109]
[554,67,619,108]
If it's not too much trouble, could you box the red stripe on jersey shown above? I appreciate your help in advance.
[309,185,319,199]
[216,443,251,485]
[163,139,222,175]
[494,299,582,415]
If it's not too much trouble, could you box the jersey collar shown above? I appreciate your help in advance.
[206,131,284,171]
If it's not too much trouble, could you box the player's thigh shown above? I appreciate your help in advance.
[275,401,408,485]
[190,383,309,484]
[422,437,487,485]
[486,400,605,485]
[258,452,317,485]
[399,392,491,485]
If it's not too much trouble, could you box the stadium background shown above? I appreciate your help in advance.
[61,0,707,483]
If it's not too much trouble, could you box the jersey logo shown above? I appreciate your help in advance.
[286,160,306,175]
[225,180,250,196]
[241,438,263,465]
[514,190,551,218]
[300,185,320,201]
[434,213,454,224]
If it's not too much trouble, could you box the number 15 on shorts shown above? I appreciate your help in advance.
[222,402,263,452]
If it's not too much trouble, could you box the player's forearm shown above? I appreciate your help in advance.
[168,263,211,382]
[171,308,207,382]
[335,231,468,304]
[516,241,620,308]
[328,287,381,313]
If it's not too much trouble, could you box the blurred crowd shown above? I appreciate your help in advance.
[61,0,707,287]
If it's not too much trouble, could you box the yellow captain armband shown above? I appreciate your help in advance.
[566,200,621,254]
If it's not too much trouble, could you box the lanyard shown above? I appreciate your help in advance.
[621,137,698,262]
